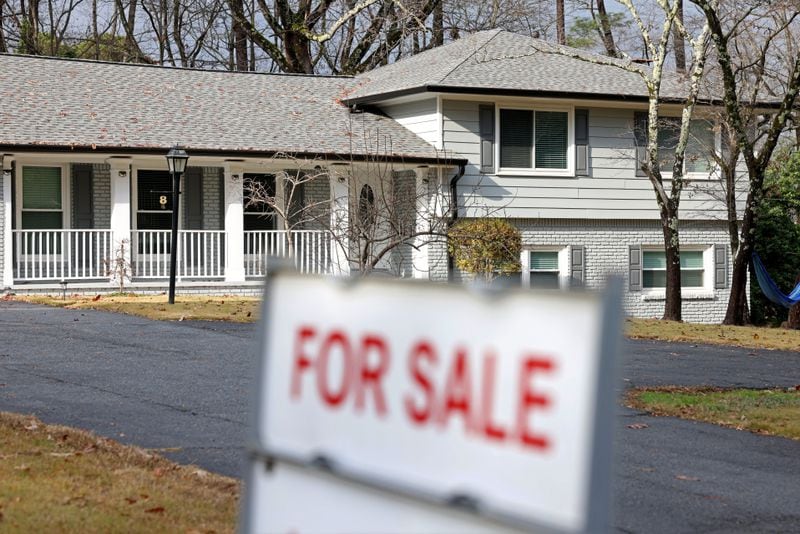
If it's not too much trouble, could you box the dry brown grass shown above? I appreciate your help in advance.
[12,294,260,323]
[626,318,800,352]
[0,411,239,533]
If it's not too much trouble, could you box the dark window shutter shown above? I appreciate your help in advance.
[479,105,495,174]
[183,167,203,230]
[634,112,648,177]
[571,245,585,288]
[714,244,727,289]
[72,165,94,229]
[629,244,642,291]
[575,109,589,176]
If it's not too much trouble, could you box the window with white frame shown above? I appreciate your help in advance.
[642,250,705,289]
[520,247,570,289]
[529,250,561,289]
[499,108,571,172]
[650,117,717,175]
[20,166,64,229]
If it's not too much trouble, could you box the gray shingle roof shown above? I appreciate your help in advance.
[346,29,693,103]
[0,54,455,162]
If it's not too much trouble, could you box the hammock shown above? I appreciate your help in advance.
[752,252,800,308]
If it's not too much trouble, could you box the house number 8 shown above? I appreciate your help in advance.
[159,195,168,208]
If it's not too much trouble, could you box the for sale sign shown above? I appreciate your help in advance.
[242,271,621,533]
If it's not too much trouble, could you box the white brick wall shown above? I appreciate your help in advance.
[92,164,111,228]
[390,169,416,277]
[451,218,734,323]
[202,167,222,230]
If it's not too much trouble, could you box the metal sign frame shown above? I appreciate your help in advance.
[241,266,622,534]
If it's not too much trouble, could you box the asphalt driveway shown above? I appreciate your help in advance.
[1,300,799,532]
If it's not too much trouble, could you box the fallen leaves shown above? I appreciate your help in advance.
[627,423,650,430]
[676,474,701,481]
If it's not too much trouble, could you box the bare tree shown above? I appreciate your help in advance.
[691,0,800,325]
[544,1,711,320]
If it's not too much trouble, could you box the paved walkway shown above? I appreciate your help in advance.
[1,301,799,532]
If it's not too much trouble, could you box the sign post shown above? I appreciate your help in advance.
[242,270,621,533]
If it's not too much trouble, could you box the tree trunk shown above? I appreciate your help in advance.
[595,0,619,58]
[284,30,313,73]
[555,0,565,45]
[231,0,249,70]
[662,215,683,321]
[0,1,7,53]
[432,0,443,47]
[92,0,99,59]
[787,274,800,329]
[725,245,751,324]
[672,0,686,71]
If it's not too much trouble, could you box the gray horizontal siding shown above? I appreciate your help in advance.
[380,98,439,148]
[442,99,738,220]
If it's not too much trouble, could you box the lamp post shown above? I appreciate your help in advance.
[166,145,189,304]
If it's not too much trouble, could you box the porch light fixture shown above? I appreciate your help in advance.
[166,145,189,174]
[166,145,189,305]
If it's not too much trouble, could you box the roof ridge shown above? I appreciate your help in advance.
[0,52,354,79]
[438,29,503,84]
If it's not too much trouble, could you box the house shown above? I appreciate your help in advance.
[0,29,742,322]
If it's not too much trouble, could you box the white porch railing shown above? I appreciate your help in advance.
[13,229,114,281]
[244,230,333,276]
[132,230,226,279]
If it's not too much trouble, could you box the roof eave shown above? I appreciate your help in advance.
[344,84,785,109]
[0,143,467,166]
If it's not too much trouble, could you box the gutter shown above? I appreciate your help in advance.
[0,143,467,167]
[447,162,467,282]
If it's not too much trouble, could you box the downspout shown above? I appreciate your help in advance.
[447,162,467,282]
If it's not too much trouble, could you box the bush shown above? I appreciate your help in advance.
[448,219,521,282]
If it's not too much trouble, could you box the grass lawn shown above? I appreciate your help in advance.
[626,318,800,352]
[11,294,261,323]
[627,387,800,440]
[0,412,239,532]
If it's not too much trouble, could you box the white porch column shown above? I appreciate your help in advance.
[108,160,132,282]
[412,167,432,279]
[329,170,351,276]
[224,163,246,282]
[2,157,13,288]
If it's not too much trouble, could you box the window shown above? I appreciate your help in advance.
[643,250,704,289]
[499,108,570,172]
[686,120,716,173]
[137,170,173,230]
[243,173,276,231]
[358,184,376,229]
[21,166,63,229]
[637,114,718,176]
[529,251,561,289]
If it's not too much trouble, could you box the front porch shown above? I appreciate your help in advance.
[1,153,443,290]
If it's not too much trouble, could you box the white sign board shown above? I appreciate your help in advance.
[243,271,620,533]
